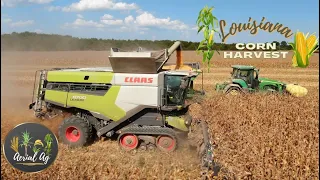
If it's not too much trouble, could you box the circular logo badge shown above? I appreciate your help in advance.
[2,122,59,173]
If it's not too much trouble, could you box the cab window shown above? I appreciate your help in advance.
[239,70,248,77]
[166,76,181,89]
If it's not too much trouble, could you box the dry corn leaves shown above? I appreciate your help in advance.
[195,93,319,179]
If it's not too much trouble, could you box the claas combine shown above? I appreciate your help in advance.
[29,41,214,170]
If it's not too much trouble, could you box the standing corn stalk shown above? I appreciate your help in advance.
[44,134,53,156]
[196,6,220,72]
[20,131,33,156]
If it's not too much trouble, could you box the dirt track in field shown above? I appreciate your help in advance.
[1,51,319,179]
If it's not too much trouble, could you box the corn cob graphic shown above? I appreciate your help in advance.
[290,31,319,68]
[208,30,214,45]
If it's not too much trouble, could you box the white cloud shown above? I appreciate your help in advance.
[61,0,138,12]
[111,2,137,10]
[77,14,84,19]
[135,12,188,30]
[99,14,123,25]
[28,0,53,4]
[47,6,61,11]
[100,12,188,32]
[191,26,198,30]
[34,29,42,33]
[124,15,134,24]
[135,9,144,14]
[61,9,190,36]
[1,0,53,7]
[100,14,113,20]
[64,18,104,28]
[100,19,123,25]
[10,20,34,27]
[2,18,12,23]
[1,0,23,7]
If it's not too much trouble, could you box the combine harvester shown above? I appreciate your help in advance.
[215,65,308,97]
[29,41,215,173]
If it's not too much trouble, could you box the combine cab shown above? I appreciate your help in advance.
[215,65,308,97]
[29,41,215,174]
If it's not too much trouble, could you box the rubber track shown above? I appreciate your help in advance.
[118,126,177,139]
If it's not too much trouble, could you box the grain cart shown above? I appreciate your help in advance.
[29,41,214,170]
[215,65,308,97]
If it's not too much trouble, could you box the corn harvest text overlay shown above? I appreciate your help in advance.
[223,43,289,59]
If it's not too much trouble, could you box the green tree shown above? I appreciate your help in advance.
[280,41,288,50]
[280,41,287,47]
[272,41,280,50]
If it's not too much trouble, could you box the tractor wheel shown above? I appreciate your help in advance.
[58,116,92,147]
[226,86,242,96]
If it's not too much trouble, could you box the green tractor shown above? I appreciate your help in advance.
[215,65,307,97]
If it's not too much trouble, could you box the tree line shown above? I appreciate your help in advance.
[1,31,312,51]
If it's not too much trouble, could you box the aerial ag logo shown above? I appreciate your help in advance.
[2,122,58,173]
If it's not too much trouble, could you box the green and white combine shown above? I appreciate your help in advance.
[29,41,214,170]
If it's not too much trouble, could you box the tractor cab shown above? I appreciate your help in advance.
[231,65,260,89]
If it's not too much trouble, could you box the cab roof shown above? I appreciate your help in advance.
[232,65,255,70]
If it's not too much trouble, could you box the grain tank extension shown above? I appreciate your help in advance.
[29,41,214,171]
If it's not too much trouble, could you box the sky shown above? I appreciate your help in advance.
[1,0,319,43]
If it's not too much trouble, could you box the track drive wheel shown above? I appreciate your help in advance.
[156,135,177,152]
[58,116,92,147]
[118,134,139,151]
